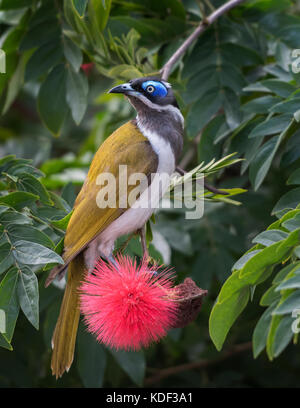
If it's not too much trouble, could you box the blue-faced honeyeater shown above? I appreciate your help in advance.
[47,76,184,378]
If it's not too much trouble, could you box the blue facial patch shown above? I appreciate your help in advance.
[141,80,168,97]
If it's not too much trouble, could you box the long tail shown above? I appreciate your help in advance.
[51,253,86,378]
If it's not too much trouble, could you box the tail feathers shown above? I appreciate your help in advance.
[51,253,86,379]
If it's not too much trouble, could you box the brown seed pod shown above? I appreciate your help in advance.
[172,278,208,328]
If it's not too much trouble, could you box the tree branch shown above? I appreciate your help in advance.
[160,0,247,80]
[145,341,252,386]
[176,166,229,196]
[139,225,149,258]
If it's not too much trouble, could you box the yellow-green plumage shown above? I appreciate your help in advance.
[50,120,158,378]
[63,120,158,263]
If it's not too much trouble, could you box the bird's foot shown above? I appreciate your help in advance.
[145,256,158,276]
[107,254,119,269]
[107,253,158,276]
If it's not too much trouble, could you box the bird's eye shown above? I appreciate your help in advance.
[146,85,155,93]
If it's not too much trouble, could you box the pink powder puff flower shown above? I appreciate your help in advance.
[79,255,178,351]
[80,62,94,76]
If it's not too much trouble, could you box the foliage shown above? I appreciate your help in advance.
[0,155,70,350]
[1,0,300,388]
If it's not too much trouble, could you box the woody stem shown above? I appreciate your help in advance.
[160,0,246,80]
[139,225,149,259]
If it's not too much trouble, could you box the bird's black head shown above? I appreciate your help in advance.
[109,76,184,160]
[108,76,179,111]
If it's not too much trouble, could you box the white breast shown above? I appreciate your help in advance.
[97,121,175,258]
[143,127,176,175]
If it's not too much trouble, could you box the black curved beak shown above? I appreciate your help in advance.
[108,83,134,95]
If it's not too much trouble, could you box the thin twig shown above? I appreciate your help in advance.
[176,166,229,196]
[160,0,246,80]
[145,341,252,386]
[139,225,149,258]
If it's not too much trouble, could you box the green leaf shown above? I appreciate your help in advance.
[243,82,270,93]
[250,119,299,190]
[37,64,68,136]
[248,114,292,138]
[48,191,72,213]
[282,213,300,231]
[51,211,73,231]
[6,163,43,178]
[72,0,88,17]
[2,53,27,115]
[12,240,64,266]
[182,68,218,104]
[276,274,300,291]
[249,136,278,190]
[17,266,39,329]
[273,314,294,357]
[261,79,296,98]
[253,302,277,358]
[294,109,300,122]
[0,155,16,167]
[266,267,298,359]
[242,96,281,114]
[0,243,13,275]
[0,267,20,344]
[252,230,288,247]
[7,224,55,249]
[25,41,63,81]
[107,65,142,80]
[278,24,300,48]
[0,333,12,350]
[272,187,300,215]
[197,115,223,162]
[20,18,60,51]
[88,0,112,32]
[221,88,242,130]
[0,210,32,226]
[270,98,300,114]
[0,0,32,9]
[0,205,9,215]
[66,67,88,125]
[110,349,145,386]
[61,182,76,207]
[287,169,300,185]
[17,173,52,205]
[0,191,38,210]
[260,285,280,306]
[273,262,300,284]
[232,250,261,271]
[273,291,300,315]
[63,36,82,72]
[239,238,295,281]
[186,90,222,138]
[42,236,65,272]
[209,286,250,351]
[77,326,107,388]
[293,245,300,258]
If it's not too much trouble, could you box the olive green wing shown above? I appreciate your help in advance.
[46,121,158,285]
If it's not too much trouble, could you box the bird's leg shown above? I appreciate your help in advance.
[139,225,149,260]
[97,240,122,273]
[85,238,119,273]
[84,239,100,274]
[138,225,158,276]
[107,253,119,269]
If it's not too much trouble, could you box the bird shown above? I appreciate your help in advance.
[46,76,184,378]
